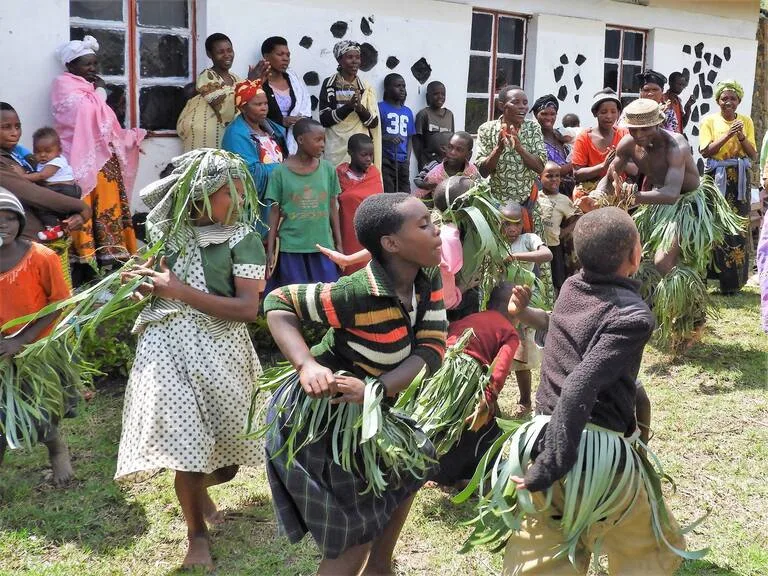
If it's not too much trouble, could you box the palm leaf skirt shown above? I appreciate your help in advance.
[453,415,708,565]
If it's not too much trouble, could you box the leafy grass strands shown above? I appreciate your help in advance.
[649,265,711,349]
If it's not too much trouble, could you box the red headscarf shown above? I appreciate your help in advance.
[234,79,265,108]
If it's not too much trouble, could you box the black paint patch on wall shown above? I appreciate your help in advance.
[361,17,373,36]
[410,57,432,84]
[701,84,713,99]
[704,52,711,65]
[311,95,319,111]
[694,42,704,58]
[691,107,700,123]
[554,65,564,82]
[575,54,586,66]
[557,85,568,101]
[360,43,378,71]
[683,44,691,55]
[699,102,710,115]
[574,73,583,89]
[693,61,702,74]
[692,125,699,136]
[330,21,348,38]
[303,71,319,86]
[696,157,704,174]
[713,55,722,69]
[682,67,690,81]
[707,70,717,84]
[299,36,313,49]
[724,47,731,61]
[386,56,400,69]
[560,54,569,65]
[574,94,580,103]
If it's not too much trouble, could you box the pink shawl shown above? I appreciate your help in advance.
[51,72,146,198]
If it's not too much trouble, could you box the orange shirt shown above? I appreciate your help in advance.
[571,127,628,179]
[0,242,70,339]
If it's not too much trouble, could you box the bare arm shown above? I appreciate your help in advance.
[23,165,59,183]
[0,312,61,358]
[329,197,343,254]
[315,244,370,269]
[507,244,553,264]
[266,203,280,277]
[700,123,740,159]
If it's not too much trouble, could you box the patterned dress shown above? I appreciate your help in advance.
[115,224,266,480]
[263,260,447,558]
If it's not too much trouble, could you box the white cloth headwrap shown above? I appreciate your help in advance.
[56,35,100,66]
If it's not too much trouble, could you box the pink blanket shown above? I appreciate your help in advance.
[51,72,145,199]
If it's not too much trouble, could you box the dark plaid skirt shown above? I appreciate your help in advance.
[265,377,434,559]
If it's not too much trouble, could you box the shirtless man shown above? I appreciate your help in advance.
[597,98,700,274]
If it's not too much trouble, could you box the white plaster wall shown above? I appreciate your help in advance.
[648,28,758,162]
[526,14,608,125]
[132,138,184,211]
[0,0,69,147]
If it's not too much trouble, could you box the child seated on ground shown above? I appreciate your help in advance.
[500,207,688,575]
[413,132,479,201]
[500,200,552,418]
[21,127,81,241]
[560,112,581,143]
[378,73,415,193]
[429,282,520,489]
[265,118,342,290]
[336,134,383,274]
[537,161,579,294]
[413,81,455,170]
[0,189,75,487]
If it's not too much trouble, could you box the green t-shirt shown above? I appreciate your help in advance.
[265,160,341,253]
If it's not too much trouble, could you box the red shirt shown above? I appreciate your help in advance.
[447,309,520,404]
[336,163,383,274]
[571,127,628,179]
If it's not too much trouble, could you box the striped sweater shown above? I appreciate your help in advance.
[264,259,447,378]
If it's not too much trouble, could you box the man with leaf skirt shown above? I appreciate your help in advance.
[595,98,745,349]
[0,188,79,486]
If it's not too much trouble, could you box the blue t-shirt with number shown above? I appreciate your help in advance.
[378,101,415,163]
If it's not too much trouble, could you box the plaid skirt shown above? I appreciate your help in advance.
[265,376,434,558]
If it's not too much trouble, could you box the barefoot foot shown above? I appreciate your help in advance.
[201,492,225,526]
[44,433,74,487]
[182,535,214,572]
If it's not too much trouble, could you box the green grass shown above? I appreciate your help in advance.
[1,287,766,575]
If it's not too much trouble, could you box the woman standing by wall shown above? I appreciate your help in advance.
[319,41,381,170]
[531,94,574,197]
[700,80,758,295]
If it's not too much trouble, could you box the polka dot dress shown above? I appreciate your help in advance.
[115,244,265,480]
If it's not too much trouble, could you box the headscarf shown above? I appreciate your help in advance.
[0,187,26,240]
[636,69,667,89]
[234,79,265,109]
[56,35,99,67]
[715,80,744,101]
[531,94,559,116]
[140,149,258,247]
[333,40,361,61]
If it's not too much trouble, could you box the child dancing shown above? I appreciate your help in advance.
[116,150,267,571]
[261,193,446,575]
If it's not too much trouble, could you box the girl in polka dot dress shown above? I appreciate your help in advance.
[116,150,267,571]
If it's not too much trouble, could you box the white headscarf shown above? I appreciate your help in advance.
[56,35,99,67]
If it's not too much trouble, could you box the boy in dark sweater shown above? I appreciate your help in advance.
[501,207,688,575]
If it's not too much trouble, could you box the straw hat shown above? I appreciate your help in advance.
[622,98,665,128]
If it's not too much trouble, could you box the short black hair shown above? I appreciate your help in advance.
[669,71,686,83]
[434,175,472,212]
[0,102,16,113]
[32,126,59,145]
[573,207,638,275]
[293,117,323,138]
[261,36,288,56]
[426,81,445,92]
[488,282,515,312]
[428,131,453,154]
[347,133,373,153]
[205,33,231,54]
[562,113,580,127]
[498,85,523,103]
[452,131,474,152]
[354,193,413,261]
[384,73,404,88]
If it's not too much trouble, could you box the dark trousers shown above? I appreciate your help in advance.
[429,419,503,485]
[34,183,82,228]
[382,155,411,193]
[550,243,566,293]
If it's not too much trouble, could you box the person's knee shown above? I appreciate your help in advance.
[213,465,238,483]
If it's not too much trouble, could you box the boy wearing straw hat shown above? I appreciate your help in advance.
[596,99,744,348]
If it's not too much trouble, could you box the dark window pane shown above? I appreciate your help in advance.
[622,64,642,93]
[467,55,490,93]
[470,12,493,52]
[604,63,619,91]
[621,96,636,110]
[140,33,189,77]
[106,84,127,127]
[138,0,188,28]
[605,29,620,59]
[623,31,644,61]
[139,85,186,130]
[498,17,524,55]
[465,97,490,134]
[496,58,522,91]
[71,0,122,21]
[70,27,125,76]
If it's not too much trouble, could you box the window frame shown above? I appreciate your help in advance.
[603,25,647,101]
[466,9,528,134]
[69,0,197,135]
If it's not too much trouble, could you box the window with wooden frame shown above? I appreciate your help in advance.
[70,0,195,133]
[603,27,647,108]
[465,10,527,134]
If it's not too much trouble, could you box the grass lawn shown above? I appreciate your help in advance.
[1,287,766,575]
